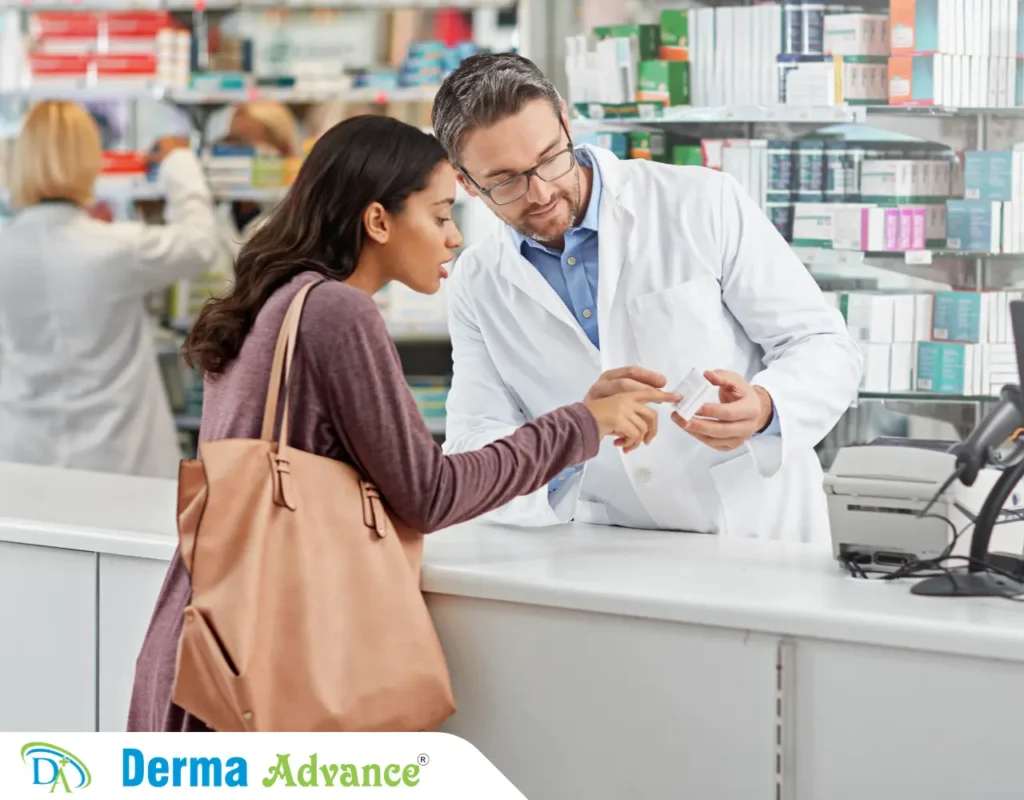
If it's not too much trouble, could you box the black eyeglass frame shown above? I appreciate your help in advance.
[458,120,577,206]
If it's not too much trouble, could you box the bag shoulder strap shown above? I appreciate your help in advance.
[259,279,324,443]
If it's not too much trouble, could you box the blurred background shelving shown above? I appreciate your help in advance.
[0,0,525,453]
[5,0,1024,467]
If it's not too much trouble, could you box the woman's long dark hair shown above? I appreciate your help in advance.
[183,115,447,375]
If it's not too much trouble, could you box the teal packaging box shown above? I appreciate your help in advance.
[595,132,629,159]
[915,341,966,394]
[945,200,1001,252]
[932,291,982,343]
[964,151,1014,201]
[573,131,629,159]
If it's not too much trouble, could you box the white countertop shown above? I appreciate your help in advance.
[3,462,1024,663]
[0,461,179,560]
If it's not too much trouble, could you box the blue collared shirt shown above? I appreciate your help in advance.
[509,148,602,349]
[509,148,779,497]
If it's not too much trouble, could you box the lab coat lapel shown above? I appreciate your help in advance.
[590,150,635,352]
[498,229,598,354]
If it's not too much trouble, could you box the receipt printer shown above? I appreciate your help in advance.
[824,440,1024,573]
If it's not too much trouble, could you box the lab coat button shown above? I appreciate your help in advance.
[635,468,651,484]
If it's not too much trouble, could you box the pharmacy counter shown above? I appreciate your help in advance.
[3,463,1024,800]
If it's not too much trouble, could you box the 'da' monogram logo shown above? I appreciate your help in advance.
[21,742,92,793]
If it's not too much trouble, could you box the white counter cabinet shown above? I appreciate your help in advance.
[5,462,1024,800]
[430,594,780,800]
[97,554,171,731]
[0,541,96,732]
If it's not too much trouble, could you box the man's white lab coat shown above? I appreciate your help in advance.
[443,145,863,543]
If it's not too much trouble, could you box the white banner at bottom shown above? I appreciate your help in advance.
[0,733,529,798]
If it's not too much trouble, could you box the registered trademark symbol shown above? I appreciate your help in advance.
[417,754,430,766]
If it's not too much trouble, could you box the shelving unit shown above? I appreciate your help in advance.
[0,0,510,8]
[2,84,440,104]
[0,0,537,451]
[567,90,1024,461]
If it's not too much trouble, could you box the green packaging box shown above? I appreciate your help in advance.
[637,60,690,107]
[629,131,672,163]
[672,144,703,166]
[658,10,689,60]
[573,101,664,120]
[251,155,285,188]
[593,24,660,60]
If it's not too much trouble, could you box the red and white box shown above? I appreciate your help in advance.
[26,52,90,86]
[93,52,158,88]
[30,11,171,54]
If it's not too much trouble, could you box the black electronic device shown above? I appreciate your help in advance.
[912,299,1024,597]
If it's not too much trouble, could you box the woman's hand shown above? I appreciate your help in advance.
[584,388,679,453]
[147,136,192,165]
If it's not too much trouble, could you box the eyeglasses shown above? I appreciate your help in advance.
[464,145,577,206]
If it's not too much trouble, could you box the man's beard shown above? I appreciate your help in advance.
[507,169,582,243]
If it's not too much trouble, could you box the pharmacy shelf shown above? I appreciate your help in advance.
[571,104,1024,129]
[868,105,1024,118]
[571,104,869,128]
[858,390,998,404]
[0,0,511,8]
[128,181,467,205]
[423,416,446,436]
[127,184,288,203]
[794,247,1024,269]
[173,413,201,433]
[386,321,451,343]
[0,84,438,105]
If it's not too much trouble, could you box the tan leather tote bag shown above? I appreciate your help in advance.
[171,279,456,731]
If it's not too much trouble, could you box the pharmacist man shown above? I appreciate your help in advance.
[432,53,862,542]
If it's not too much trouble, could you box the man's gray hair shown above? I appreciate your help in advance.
[431,53,562,163]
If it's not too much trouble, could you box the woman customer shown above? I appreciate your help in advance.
[127,114,677,732]
[0,101,219,479]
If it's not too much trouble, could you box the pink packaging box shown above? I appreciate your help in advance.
[898,208,914,251]
[883,208,901,251]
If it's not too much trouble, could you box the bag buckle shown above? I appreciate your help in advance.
[360,481,387,538]
[268,452,297,511]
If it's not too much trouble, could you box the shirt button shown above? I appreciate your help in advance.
[582,308,592,319]
[634,468,651,484]
[567,256,577,266]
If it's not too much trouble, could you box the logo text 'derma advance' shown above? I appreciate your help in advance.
[122,749,427,789]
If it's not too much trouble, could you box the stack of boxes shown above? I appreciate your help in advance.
[573,128,966,254]
[631,14,692,107]
[781,12,890,106]
[823,153,956,250]
[569,3,892,113]
[887,0,1019,106]
[779,143,957,249]
[947,148,1024,252]
[566,23,659,107]
[355,39,477,90]
[565,15,694,109]
[691,4,784,106]
[197,142,303,195]
[824,288,1022,395]
[23,11,188,91]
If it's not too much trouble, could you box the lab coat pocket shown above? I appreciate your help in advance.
[627,275,727,385]
[708,447,769,538]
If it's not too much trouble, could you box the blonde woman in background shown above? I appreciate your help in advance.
[0,100,219,479]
